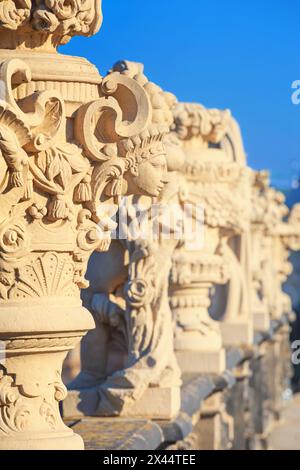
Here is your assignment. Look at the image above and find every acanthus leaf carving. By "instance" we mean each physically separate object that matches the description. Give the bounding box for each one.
[0,367,30,436]
[0,364,70,437]
[0,59,64,149]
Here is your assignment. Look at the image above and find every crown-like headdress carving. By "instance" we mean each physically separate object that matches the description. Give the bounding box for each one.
[111,60,176,162]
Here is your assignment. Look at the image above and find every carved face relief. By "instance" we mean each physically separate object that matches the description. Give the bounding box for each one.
[125,152,168,197]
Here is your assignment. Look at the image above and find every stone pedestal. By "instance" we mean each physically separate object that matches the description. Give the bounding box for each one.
[197,393,233,450]
[224,361,250,450]
[0,299,94,450]
[63,386,180,421]
[253,310,271,332]
[176,350,226,375]
[221,320,253,348]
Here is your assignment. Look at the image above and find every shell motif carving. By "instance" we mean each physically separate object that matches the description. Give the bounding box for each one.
[8,252,77,299]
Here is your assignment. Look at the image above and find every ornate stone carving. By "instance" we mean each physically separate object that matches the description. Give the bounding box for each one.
[250,175,300,324]
[0,364,68,436]
[0,6,173,448]
[212,114,253,347]
[63,62,185,419]
[169,102,251,373]
[250,171,277,330]
[277,202,300,319]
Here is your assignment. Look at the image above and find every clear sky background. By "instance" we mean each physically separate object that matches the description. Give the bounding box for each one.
[60,0,300,190]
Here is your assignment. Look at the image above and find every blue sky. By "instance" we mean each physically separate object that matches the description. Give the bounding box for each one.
[60,0,300,189]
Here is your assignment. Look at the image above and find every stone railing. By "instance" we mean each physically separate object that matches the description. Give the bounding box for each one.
[0,1,299,451]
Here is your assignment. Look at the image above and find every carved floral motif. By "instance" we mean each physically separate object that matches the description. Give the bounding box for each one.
[0,0,102,44]
[0,365,69,437]
[0,367,30,435]
[172,102,230,145]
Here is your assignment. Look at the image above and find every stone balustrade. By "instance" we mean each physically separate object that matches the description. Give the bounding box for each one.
[0,1,299,451]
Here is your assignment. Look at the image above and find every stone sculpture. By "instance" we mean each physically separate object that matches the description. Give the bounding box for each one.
[250,170,273,331]
[211,114,253,347]
[250,173,300,327]
[0,0,299,452]
[169,102,250,373]
[277,201,300,319]
[0,4,171,449]
[63,61,185,419]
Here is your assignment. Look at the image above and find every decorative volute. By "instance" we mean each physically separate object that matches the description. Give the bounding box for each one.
[0,5,172,449]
